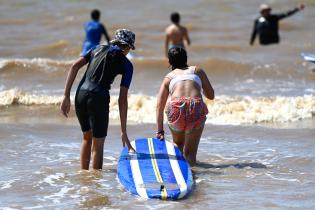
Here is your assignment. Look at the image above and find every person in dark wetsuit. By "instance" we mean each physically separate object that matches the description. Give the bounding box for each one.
[250,3,305,46]
[60,29,136,170]
[81,9,111,56]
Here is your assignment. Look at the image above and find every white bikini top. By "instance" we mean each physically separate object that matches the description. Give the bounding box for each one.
[166,66,202,94]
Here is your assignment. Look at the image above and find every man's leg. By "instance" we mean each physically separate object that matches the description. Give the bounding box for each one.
[81,130,93,170]
[91,137,105,169]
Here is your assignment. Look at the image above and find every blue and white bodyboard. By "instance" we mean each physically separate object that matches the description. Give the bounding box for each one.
[117,138,193,200]
[301,52,315,63]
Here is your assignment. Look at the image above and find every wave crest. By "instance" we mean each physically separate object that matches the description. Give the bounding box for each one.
[0,89,314,125]
[0,58,73,73]
[0,89,62,106]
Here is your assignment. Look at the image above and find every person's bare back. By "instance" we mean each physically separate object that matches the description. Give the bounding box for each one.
[165,12,191,57]
[166,24,188,45]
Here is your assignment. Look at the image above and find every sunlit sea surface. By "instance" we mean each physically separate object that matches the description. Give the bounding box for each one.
[0,0,314,209]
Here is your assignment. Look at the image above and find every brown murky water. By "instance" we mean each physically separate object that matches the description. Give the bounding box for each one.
[0,0,314,209]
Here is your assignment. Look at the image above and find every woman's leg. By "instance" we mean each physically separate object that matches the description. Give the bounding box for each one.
[91,137,105,169]
[183,126,204,166]
[81,130,93,170]
[171,130,186,153]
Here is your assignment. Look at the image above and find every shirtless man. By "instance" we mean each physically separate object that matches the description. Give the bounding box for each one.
[164,12,191,57]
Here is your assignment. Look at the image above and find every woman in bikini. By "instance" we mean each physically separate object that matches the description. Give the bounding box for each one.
[156,47,214,166]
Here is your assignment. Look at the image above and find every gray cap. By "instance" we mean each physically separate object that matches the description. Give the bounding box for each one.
[260,4,271,12]
[110,29,136,50]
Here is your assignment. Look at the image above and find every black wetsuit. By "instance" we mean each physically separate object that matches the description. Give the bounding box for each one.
[75,45,133,138]
[250,8,300,45]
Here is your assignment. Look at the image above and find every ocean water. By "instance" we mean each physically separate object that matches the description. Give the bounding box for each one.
[0,0,314,209]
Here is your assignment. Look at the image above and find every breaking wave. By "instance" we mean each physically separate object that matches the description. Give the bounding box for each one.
[1,89,314,125]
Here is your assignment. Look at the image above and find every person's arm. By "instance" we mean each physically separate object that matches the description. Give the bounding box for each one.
[250,20,258,46]
[118,86,135,152]
[184,27,191,46]
[60,57,87,117]
[102,24,111,43]
[277,4,304,20]
[165,31,170,58]
[196,67,214,100]
[118,57,135,152]
[156,77,170,140]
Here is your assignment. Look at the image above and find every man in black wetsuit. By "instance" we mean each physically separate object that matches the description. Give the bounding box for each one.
[60,29,136,170]
[250,3,305,46]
